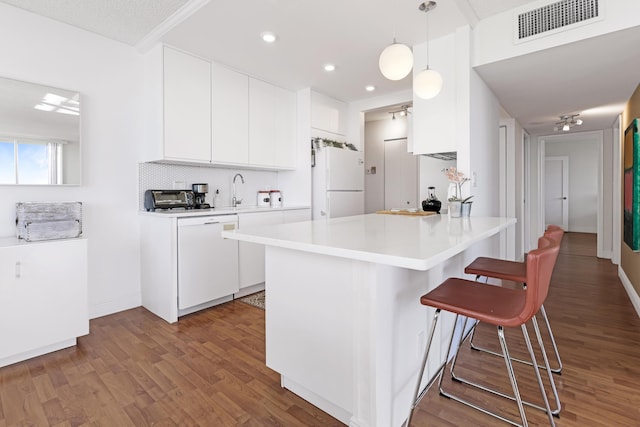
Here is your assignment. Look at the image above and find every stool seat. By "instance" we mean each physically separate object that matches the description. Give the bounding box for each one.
[464,257,526,282]
[422,278,527,327]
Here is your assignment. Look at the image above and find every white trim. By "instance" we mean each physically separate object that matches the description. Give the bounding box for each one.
[597,135,605,257]
[612,116,622,265]
[136,0,211,53]
[618,266,640,318]
[89,292,141,319]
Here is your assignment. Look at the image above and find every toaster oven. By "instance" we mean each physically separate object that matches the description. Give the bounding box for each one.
[144,190,196,211]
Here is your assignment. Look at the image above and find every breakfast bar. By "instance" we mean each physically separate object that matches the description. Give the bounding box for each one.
[222,213,515,427]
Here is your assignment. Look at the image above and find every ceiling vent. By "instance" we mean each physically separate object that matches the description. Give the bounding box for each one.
[517,0,599,40]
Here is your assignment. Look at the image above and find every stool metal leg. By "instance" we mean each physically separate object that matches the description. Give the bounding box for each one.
[407,309,442,427]
[450,316,561,416]
[521,321,556,426]
[539,304,563,374]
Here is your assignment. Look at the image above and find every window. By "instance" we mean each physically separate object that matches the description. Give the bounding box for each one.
[0,137,63,184]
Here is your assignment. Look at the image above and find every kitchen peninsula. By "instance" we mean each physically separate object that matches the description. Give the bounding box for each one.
[222,213,515,427]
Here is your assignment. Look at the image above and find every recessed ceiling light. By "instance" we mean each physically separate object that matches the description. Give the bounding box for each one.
[261,32,277,43]
[365,85,376,92]
[324,64,336,72]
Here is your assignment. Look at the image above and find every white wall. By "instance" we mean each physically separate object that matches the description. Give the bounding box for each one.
[545,137,600,233]
[467,70,501,217]
[0,4,144,318]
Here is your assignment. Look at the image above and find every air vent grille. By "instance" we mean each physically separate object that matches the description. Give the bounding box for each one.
[518,0,599,40]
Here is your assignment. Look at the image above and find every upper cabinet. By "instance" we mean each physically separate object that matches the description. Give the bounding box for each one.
[145,46,297,170]
[163,47,212,162]
[249,78,297,168]
[311,91,348,136]
[211,63,249,164]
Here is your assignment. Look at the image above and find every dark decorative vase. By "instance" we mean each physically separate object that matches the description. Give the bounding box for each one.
[422,186,441,213]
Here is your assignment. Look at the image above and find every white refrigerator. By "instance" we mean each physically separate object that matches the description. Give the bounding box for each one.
[312,146,365,219]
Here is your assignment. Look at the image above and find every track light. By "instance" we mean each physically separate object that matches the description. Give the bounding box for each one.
[555,114,583,132]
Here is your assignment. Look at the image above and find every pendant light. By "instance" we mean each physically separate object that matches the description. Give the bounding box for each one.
[414,1,442,99]
[378,1,413,80]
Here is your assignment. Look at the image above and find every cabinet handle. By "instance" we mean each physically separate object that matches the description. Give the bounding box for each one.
[15,261,21,279]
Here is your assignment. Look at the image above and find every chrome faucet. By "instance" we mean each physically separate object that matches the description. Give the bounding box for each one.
[232,173,245,207]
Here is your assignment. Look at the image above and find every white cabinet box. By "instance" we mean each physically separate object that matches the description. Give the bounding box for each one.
[311,91,348,136]
[249,78,297,169]
[237,208,311,295]
[212,63,249,164]
[143,46,297,170]
[0,237,88,367]
[141,214,239,323]
[163,47,212,162]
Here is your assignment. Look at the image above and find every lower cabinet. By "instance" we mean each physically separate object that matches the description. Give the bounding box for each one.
[237,209,311,293]
[0,238,88,367]
[141,214,240,323]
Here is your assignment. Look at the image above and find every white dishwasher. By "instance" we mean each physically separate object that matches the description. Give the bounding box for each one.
[177,214,239,310]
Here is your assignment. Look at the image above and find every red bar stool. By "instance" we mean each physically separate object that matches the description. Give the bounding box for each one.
[407,237,560,427]
[464,225,564,374]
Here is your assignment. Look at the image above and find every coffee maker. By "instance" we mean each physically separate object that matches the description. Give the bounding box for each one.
[192,183,211,209]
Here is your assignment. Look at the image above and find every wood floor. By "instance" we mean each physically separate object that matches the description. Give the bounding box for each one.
[1,233,639,426]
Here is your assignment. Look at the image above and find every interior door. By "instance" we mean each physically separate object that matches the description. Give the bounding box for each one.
[384,138,418,210]
[545,156,569,230]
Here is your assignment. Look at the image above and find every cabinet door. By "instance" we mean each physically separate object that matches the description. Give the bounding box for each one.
[249,78,277,166]
[275,87,297,169]
[238,211,283,288]
[0,240,88,361]
[311,91,347,135]
[177,217,239,309]
[283,209,311,223]
[163,47,211,162]
[212,63,249,164]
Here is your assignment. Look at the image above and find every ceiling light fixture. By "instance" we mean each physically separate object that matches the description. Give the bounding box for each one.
[378,0,413,80]
[261,32,277,43]
[554,114,583,132]
[324,64,336,72]
[365,85,376,92]
[414,1,442,100]
[388,105,411,119]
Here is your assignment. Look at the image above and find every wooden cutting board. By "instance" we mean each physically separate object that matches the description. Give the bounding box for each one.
[376,210,437,217]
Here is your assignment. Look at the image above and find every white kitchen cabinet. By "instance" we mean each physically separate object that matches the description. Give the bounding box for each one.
[249,78,297,169]
[249,78,276,167]
[163,47,211,162]
[238,210,283,290]
[237,209,311,294]
[311,91,348,136]
[275,87,297,168]
[0,238,88,368]
[141,214,239,323]
[282,208,311,223]
[211,63,249,164]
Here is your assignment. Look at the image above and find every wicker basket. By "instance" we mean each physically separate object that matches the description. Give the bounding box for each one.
[16,202,82,241]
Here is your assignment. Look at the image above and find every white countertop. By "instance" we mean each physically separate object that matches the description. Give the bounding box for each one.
[221,213,516,271]
[139,205,310,218]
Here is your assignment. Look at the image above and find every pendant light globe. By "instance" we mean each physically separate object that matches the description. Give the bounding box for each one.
[414,68,442,99]
[379,42,413,80]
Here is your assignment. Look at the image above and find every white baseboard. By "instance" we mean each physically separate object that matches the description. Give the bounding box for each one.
[89,292,142,319]
[618,266,640,318]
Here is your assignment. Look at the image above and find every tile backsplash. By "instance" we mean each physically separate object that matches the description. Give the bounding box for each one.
[138,162,280,210]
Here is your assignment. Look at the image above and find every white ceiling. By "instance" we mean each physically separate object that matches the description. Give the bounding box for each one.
[2,0,638,135]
